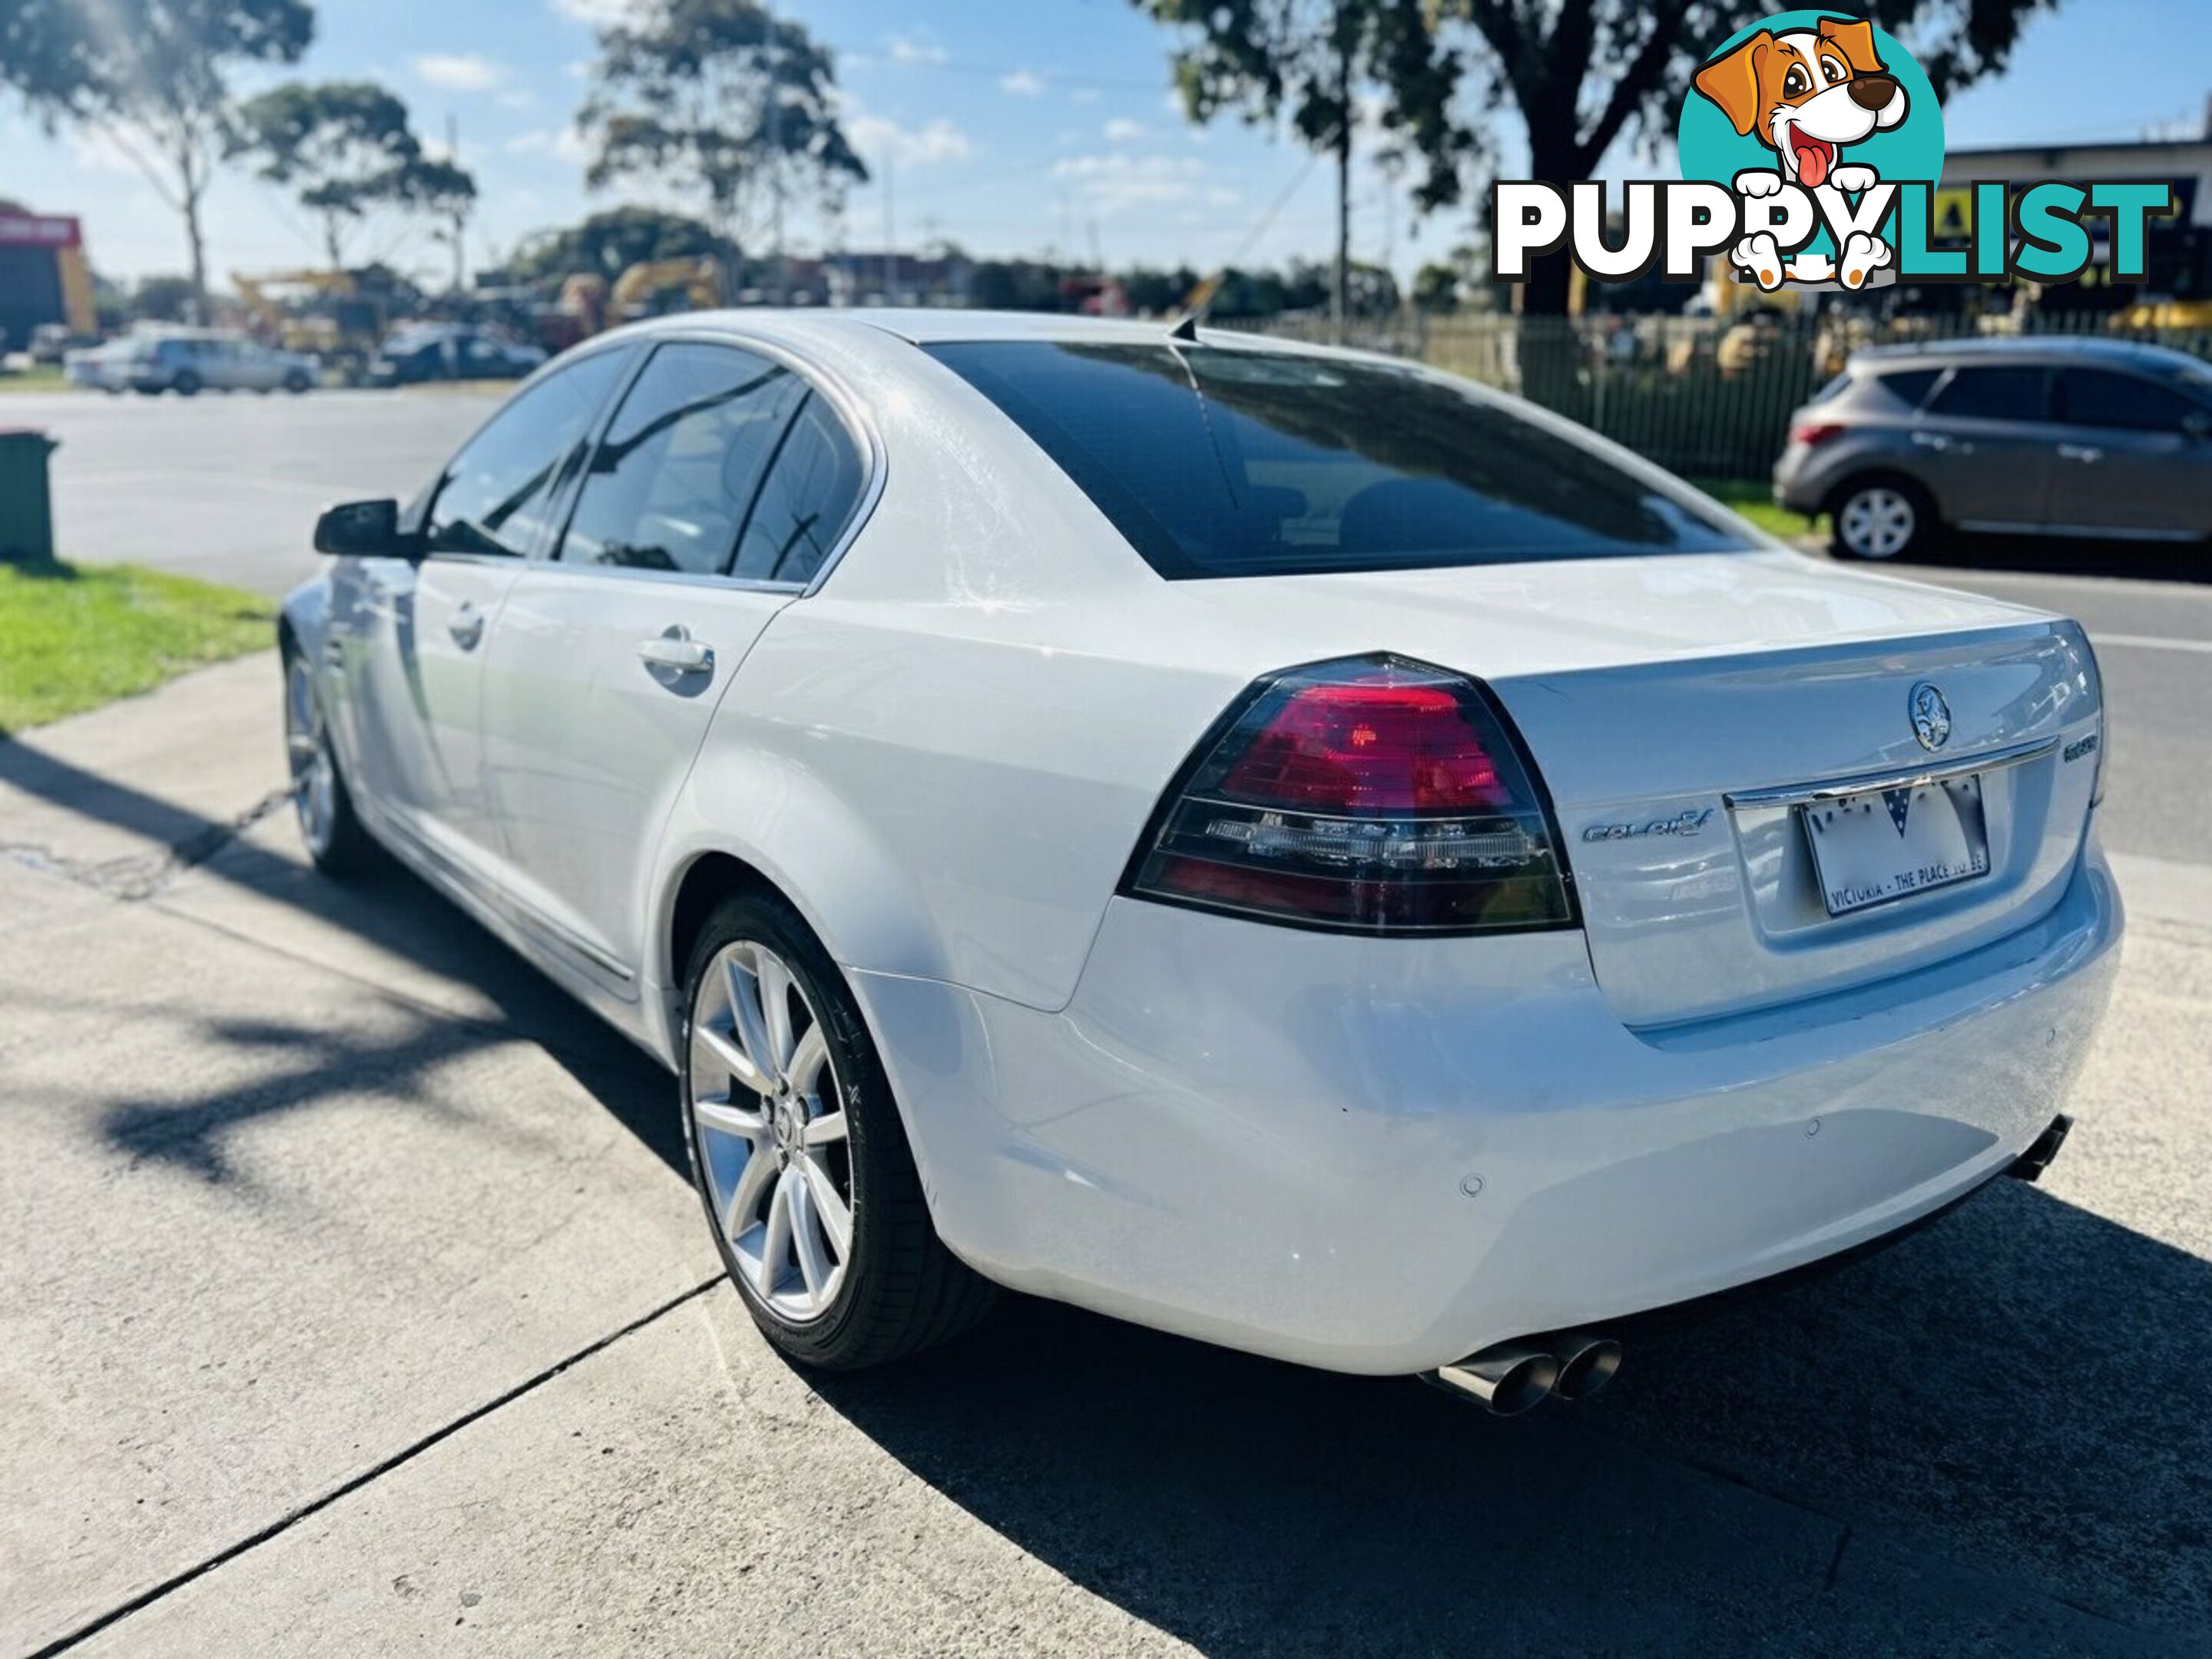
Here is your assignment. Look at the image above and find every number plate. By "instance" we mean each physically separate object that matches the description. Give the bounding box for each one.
[1800,773,1991,917]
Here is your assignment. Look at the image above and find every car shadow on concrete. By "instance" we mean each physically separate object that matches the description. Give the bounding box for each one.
[806,1179,2212,1653]
[10,732,2208,1651]
[0,735,684,1183]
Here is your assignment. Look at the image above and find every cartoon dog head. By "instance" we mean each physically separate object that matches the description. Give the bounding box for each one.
[1694,17,1909,189]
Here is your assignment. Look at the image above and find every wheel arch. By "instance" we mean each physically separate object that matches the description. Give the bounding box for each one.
[646,750,955,1061]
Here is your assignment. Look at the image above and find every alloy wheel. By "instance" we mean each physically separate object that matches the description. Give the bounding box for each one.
[284,657,337,857]
[689,940,854,1323]
[1837,487,1916,559]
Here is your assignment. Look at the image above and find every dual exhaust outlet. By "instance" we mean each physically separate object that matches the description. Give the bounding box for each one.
[1426,1330,1623,1416]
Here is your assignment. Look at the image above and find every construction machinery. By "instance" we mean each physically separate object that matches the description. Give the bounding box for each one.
[559,257,724,338]
[231,268,388,385]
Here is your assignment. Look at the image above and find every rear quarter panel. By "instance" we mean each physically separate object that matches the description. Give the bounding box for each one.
[654,329,1257,1018]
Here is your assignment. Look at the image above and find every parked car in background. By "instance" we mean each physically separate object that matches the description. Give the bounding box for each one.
[281,312,2118,1411]
[98,330,318,396]
[28,323,99,365]
[1775,336,2212,559]
[64,339,131,390]
[367,325,548,388]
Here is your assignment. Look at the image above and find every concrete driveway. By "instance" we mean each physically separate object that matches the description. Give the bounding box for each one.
[4,653,2210,1657]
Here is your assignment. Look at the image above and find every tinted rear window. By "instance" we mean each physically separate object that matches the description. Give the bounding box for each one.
[927,341,1754,578]
[1876,367,1942,408]
[1928,365,2050,422]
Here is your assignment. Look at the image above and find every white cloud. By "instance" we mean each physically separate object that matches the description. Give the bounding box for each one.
[495,88,538,111]
[884,31,948,65]
[550,0,640,22]
[1053,152,1210,214]
[1070,88,1101,105]
[412,54,505,93]
[1102,118,1149,144]
[505,126,592,164]
[999,68,1045,98]
[847,112,973,168]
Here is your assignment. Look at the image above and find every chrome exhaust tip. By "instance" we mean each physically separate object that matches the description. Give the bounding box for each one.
[1549,1330,1624,1402]
[1427,1343,1560,1416]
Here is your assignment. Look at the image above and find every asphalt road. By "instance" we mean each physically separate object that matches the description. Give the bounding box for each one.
[13,386,499,597]
[3,385,2208,1655]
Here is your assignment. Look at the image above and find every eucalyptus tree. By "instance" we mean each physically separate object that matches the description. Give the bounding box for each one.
[0,0,316,318]
[578,0,866,292]
[1131,0,1466,337]
[229,80,474,269]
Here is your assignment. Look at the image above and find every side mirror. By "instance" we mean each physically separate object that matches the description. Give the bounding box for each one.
[2183,410,2212,442]
[313,498,412,558]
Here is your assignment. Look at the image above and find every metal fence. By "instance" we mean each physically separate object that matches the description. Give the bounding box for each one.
[1249,309,2212,482]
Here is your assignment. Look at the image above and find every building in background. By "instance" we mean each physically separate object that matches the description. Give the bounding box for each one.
[0,210,98,349]
[1935,135,2212,317]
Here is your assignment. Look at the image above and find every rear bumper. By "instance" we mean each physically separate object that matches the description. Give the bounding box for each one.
[858,845,2122,1376]
[1771,444,1831,514]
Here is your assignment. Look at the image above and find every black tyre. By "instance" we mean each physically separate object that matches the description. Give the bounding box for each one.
[680,891,997,1370]
[282,647,380,876]
[1830,475,1933,561]
[173,370,203,398]
[284,369,312,395]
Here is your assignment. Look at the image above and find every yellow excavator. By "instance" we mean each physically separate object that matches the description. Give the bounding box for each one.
[559,257,724,337]
[231,268,387,384]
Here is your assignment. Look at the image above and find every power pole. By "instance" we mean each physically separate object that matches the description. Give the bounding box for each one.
[447,112,467,293]
[767,8,787,305]
[1332,8,1351,345]
[882,152,896,303]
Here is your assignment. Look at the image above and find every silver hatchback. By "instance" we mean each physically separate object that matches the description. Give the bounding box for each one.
[121,331,319,397]
[1773,336,2212,560]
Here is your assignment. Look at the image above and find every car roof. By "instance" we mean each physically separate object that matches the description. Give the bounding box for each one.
[608,306,1287,353]
[1851,334,2200,372]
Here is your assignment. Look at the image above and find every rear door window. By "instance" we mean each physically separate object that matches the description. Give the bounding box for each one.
[730,393,868,584]
[559,343,805,575]
[2056,367,2203,432]
[928,340,1752,578]
[1927,365,2051,422]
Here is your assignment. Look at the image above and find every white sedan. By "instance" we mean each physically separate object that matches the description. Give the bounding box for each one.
[281,311,2120,1412]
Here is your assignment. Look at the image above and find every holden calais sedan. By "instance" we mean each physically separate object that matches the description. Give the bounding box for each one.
[283,312,2120,1412]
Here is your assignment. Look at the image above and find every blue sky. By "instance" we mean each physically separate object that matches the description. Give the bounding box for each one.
[3,0,2206,287]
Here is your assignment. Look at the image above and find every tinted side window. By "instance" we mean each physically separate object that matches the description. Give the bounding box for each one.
[425,351,628,558]
[560,343,803,575]
[1928,366,2049,422]
[732,395,867,584]
[1876,367,1941,408]
[2057,368,2202,432]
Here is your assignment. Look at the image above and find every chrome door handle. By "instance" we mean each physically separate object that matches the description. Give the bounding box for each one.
[448,601,485,650]
[638,631,713,675]
[2058,443,2104,463]
[1911,431,1953,452]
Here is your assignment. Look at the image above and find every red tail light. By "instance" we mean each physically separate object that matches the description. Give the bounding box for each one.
[1122,655,1575,934]
[1790,419,1844,447]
